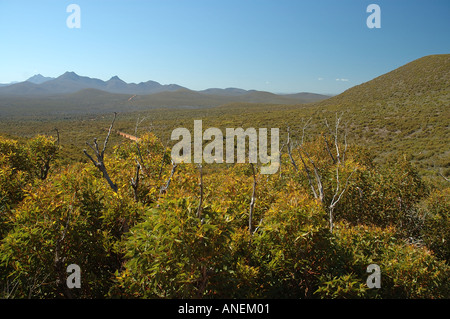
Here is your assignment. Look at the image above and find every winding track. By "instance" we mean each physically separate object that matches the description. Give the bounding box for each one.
[116,130,140,142]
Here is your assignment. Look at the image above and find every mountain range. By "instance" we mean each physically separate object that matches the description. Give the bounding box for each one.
[0,72,187,96]
[0,72,330,104]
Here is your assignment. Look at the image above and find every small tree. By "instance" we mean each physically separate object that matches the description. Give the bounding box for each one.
[26,131,60,180]
[286,114,355,232]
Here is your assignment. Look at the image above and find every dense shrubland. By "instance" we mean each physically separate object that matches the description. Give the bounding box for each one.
[0,123,449,299]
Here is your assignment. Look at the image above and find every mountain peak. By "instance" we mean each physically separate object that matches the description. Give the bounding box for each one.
[108,75,125,82]
[26,74,54,84]
[59,71,80,80]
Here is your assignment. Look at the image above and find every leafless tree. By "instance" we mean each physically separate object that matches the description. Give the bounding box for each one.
[299,145,325,203]
[287,114,356,233]
[324,114,355,232]
[286,126,323,202]
[83,113,118,193]
[300,117,312,145]
[322,132,336,164]
[325,113,344,164]
[131,159,141,202]
[159,160,178,195]
[328,165,356,233]
[129,116,150,202]
[133,116,150,177]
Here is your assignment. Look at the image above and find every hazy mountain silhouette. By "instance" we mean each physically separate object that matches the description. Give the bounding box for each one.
[26,74,55,84]
[0,72,190,96]
[0,71,330,104]
[0,72,187,96]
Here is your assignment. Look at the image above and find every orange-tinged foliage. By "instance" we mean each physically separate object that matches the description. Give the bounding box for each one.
[0,132,448,299]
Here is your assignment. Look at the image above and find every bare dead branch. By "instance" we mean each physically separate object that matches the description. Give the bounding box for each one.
[3,278,20,299]
[334,113,342,164]
[94,138,100,155]
[328,166,357,233]
[136,145,149,176]
[134,116,147,136]
[27,268,50,299]
[288,115,354,233]
[160,160,178,194]
[298,150,319,200]
[83,149,96,166]
[83,113,118,193]
[301,117,312,145]
[439,172,450,182]
[253,217,264,235]
[324,114,343,164]
[322,132,336,164]
[131,159,141,202]
[85,141,98,155]
[278,142,286,178]
[102,112,117,156]
[133,116,150,177]
[300,145,324,202]
[287,126,322,201]
[324,118,333,136]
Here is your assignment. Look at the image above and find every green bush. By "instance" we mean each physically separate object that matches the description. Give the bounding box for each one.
[316,223,450,298]
[0,164,130,298]
[112,198,234,298]
[420,188,450,263]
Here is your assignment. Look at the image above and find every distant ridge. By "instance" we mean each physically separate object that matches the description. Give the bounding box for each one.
[199,88,250,96]
[0,72,187,96]
[26,74,55,84]
[0,71,330,105]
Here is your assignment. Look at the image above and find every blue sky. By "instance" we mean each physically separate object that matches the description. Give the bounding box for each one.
[0,0,449,94]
